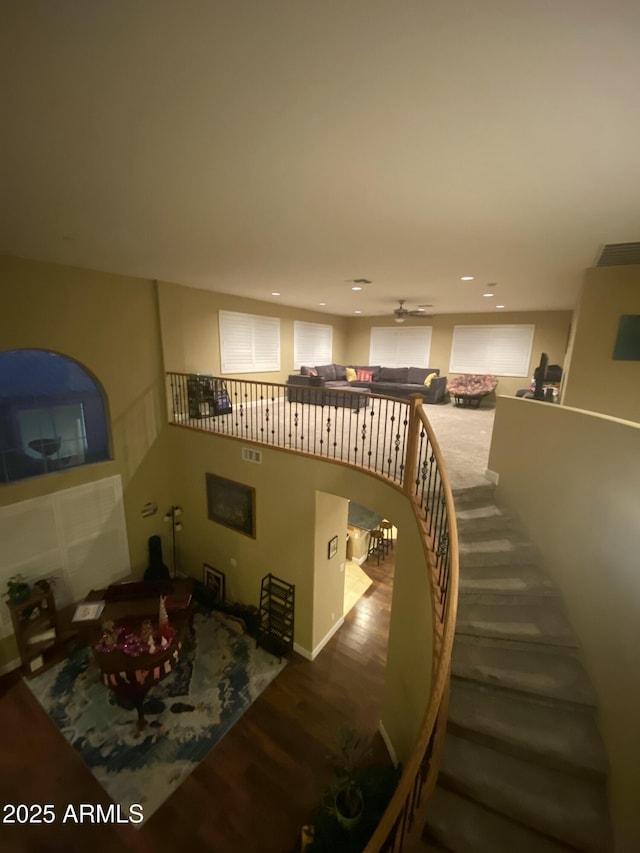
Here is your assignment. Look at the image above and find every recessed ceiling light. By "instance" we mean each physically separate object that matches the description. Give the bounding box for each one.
[271,291,280,296]
[319,302,327,306]
[354,310,361,314]
[351,286,362,291]
[496,304,505,309]
[483,292,494,297]
[461,276,474,281]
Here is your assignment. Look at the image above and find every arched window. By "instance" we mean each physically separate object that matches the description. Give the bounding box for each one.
[0,349,110,483]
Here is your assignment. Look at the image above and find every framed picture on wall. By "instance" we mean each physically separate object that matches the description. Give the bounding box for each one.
[328,535,339,559]
[203,564,226,601]
[206,473,256,538]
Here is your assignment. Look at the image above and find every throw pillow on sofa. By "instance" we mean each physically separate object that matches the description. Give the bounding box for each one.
[300,365,318,376]
[407,367,439,384]
[424,372,438,387]
[351,365,381,380]
[356,368,374,382]
[345,367,357,382]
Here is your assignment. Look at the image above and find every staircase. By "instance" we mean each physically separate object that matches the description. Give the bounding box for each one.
[424,485,613,853]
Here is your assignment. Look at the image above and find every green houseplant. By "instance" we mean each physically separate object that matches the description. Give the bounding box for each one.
[327,727,373,830]
[4,574,31,605]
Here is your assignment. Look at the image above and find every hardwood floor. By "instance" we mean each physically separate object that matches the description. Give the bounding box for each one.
[0,554,394,853]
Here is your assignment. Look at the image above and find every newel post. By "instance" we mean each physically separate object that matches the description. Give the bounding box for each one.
[403,394,423,496]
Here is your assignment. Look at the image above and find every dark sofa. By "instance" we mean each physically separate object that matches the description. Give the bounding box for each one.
[287,364,447,405]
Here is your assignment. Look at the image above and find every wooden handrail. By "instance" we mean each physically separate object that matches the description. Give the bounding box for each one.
[362,406,459,851]
[165,373,459,850]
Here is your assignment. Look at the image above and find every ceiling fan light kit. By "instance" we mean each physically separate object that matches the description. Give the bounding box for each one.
[392,300,433,322]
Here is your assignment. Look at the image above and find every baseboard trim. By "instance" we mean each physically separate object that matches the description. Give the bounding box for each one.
[379,720,399,768]
[485,468,500,485]
[294,616,345,661]
[0,657,21,677]
[293,642,312,660]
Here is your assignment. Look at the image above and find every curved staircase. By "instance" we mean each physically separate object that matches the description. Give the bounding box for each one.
[424,485,613,852]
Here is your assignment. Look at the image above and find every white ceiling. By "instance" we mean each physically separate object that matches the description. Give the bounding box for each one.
[1,1,639,318]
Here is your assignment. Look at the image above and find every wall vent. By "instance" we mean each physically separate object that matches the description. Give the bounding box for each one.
[595,242,640,267]
[242,447,262,464]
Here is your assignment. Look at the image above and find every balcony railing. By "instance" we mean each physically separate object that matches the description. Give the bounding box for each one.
[167,372,459,850]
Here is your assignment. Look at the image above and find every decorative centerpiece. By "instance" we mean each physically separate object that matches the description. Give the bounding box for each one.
[158,595,173,641]
[94,614,175,657]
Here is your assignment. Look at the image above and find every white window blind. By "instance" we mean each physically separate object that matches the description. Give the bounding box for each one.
[219,310,281,374]
[450,324,535,376]
[369,326,432,367]
[294,321,333,369]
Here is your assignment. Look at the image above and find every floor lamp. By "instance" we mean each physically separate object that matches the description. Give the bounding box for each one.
[163,505,183,578]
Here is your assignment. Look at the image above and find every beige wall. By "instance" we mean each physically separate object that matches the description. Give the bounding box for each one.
[488,396,640,852]
[0,255,173,669]
[562,266,640,423]
[345,311,572,398]
[313,491,348,653]
[158,280,350,384]
[167,425,433,762]
[158,278,572,403]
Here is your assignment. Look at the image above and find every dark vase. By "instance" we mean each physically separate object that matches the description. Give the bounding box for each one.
[9,583,31,604]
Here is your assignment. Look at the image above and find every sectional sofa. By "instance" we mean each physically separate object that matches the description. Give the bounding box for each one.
[287,364,448,405]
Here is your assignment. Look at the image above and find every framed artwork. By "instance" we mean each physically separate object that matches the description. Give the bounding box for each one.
[328,534,339,559]
[206,473,256,538]
[203,564,226,601]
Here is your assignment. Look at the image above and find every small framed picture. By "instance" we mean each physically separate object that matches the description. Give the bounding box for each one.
[328,535,339,559]
[72,601,105,622]
[203,564,226,601]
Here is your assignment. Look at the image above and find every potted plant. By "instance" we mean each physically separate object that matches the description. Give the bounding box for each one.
[4,574,31,605]
[326,726,372,830]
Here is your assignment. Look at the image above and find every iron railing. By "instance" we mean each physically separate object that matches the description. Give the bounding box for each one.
[166,372,459,850]
[168,372,411,484]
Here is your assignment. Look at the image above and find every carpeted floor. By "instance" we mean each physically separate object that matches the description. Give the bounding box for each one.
[25,611,286,824]
[420,401,495,490]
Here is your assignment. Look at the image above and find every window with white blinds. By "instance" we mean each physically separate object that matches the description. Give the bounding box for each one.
[450,324,535,376]
[293,321,333,369]
[219,310,281,374]
[369,326,432,367]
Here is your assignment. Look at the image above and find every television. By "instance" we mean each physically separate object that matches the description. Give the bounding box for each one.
[612,315,640,361]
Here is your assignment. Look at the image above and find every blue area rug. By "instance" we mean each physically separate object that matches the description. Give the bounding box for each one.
[26,611,286,823]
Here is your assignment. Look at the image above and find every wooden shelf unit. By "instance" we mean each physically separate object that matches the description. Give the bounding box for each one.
[256,573,294,661]
[6,587,65,678]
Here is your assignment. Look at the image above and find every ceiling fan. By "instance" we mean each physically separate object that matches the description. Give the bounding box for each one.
[392,300,433,323]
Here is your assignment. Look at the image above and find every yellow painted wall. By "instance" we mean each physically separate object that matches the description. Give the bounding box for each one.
[345,311,572,398]
[562,266,640,423]
[313,491,348,654]
[0,255,173,669]
[488,396,640,852]
[166,424,432,760]
[158,279,350,383]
